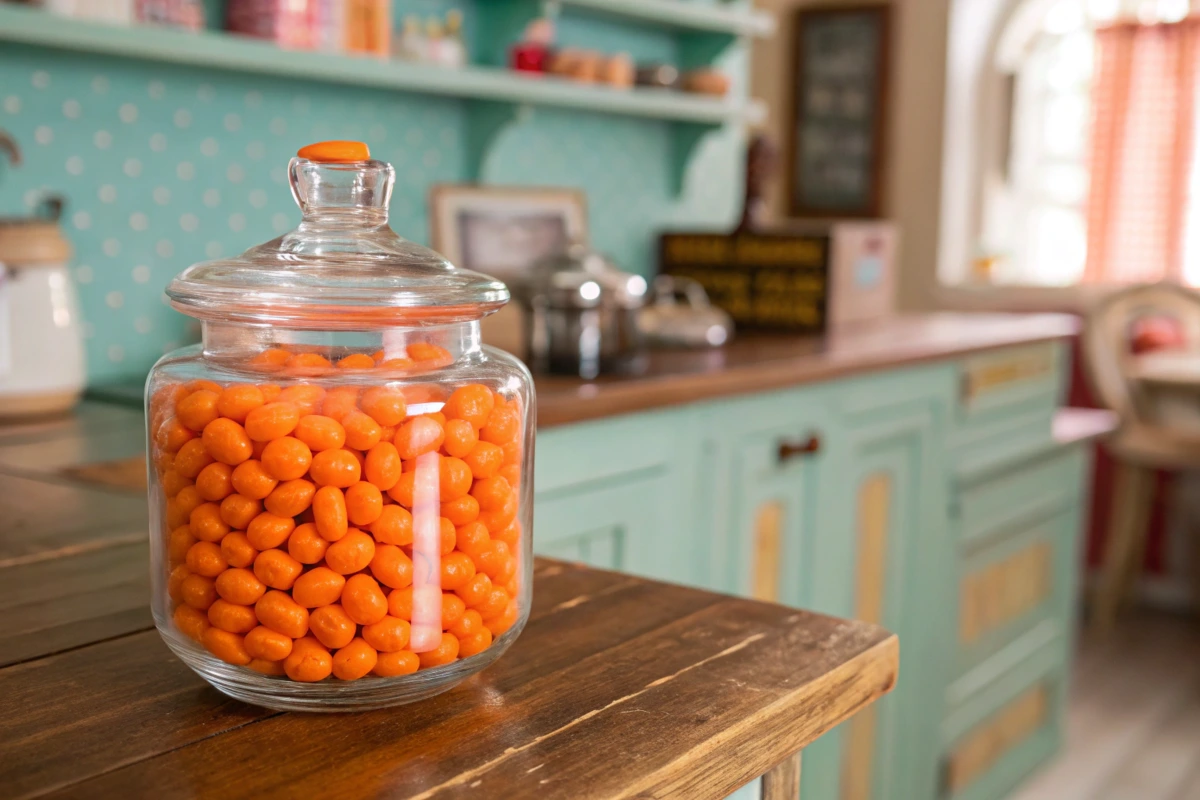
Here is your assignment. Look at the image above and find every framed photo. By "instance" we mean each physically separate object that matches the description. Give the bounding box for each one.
[787,5,891,218]
[430,185,588,284]
[429,185,588,353]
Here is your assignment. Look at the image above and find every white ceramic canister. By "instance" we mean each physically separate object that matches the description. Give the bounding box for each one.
[0,213,86,417]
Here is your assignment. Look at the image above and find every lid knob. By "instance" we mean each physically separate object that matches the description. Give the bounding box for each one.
[297,140,371,163]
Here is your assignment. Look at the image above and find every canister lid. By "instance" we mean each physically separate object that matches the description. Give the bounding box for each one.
[166,141,509,329]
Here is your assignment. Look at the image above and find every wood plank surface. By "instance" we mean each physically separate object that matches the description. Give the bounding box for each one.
[535,314,1075,427]
[0,472,147,565]
[2,560,897,800]
[0,541,151,667]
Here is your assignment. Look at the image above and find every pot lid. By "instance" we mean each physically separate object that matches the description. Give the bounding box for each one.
[518,243,648,310]
[166,141,509,329]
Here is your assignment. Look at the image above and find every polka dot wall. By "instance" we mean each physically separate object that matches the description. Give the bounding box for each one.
[0,15,744,385]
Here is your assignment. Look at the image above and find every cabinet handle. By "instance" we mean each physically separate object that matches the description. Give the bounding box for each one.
[777,435,821,462]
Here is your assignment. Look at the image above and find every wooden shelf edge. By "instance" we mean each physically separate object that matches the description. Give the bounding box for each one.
[0,6,766,127]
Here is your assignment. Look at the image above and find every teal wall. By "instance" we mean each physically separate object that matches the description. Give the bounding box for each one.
[0,3,744,384]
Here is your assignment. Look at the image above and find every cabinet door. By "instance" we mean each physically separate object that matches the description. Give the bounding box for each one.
[533,473,673,577]
[804,401,949,800]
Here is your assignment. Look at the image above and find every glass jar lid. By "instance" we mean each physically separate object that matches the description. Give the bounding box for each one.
[167,141,509,329]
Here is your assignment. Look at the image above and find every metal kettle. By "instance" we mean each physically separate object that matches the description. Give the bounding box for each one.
[637,275,734,348]
[514,243,648,379]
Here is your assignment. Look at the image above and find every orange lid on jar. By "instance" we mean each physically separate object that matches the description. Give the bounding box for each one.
[165,141,508,329]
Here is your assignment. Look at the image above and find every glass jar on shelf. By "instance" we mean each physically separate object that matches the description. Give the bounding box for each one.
[147,141,534,712]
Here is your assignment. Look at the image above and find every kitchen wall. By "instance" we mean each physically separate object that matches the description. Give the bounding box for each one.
[749,0,951,311]
[0,2,745,384]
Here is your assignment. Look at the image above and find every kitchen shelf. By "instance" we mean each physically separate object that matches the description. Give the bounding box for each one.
[0,5,765,128]
[546,0,776,38]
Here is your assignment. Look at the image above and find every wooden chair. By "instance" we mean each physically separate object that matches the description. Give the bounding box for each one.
[1082,282,1200,632]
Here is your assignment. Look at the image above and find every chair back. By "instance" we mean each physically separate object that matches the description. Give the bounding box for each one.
[1082,282,1200,421]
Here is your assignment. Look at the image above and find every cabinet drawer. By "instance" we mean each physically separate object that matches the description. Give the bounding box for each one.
[941,648,1065,800]
[957,342,1062,423]
[957,448,1082,550]
[535,412,676,495]
[955,509,1073,679]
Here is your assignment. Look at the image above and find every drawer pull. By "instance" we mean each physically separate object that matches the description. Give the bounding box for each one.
[778,435,821,462]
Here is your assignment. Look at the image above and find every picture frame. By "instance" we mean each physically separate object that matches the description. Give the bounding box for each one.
[787,5,891,219]
[429,184,588,353]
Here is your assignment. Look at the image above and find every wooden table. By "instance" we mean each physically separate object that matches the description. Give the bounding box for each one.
[0,409,898,800]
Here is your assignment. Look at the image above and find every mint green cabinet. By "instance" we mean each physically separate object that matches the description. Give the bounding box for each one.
[529,343,1086,800]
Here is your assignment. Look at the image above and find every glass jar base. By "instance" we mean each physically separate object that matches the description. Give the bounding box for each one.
[159,625,522,713]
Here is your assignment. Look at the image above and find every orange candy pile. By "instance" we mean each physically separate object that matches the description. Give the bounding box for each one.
[154,355,524,683]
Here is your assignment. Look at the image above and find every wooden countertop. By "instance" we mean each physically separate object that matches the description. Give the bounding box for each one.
[536,313,1079,427]
[0,419,898,800]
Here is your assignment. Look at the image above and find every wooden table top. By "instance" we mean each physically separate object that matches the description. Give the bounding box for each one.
[536,313,1078,426]
[0,411,899,800]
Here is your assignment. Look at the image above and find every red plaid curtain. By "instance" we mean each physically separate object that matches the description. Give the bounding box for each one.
[1086,20,1200,283]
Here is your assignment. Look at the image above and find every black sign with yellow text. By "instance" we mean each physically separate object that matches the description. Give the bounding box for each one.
[659,232,830,333]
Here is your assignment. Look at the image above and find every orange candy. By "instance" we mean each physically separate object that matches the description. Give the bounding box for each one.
[278,384,326,415]
[336,353,376,370]
[174,438,215,479]
[341,410,383,451]
[247,658,286,676]
[443,385,494,430]
[418,632,460,668]
[202,418,253,466]
[441,494,479,527]
[393,416,444,460]
[320,386,360,421]
[407,341,453,364]
[161,469,191,498]
[261,437,313,481]
[186,540,228,577]
[455,521,491,559]
[156,416,196,454]
[362,615,411,652]
[325,529,376,575]
[203,627,251,666]
[440,551,476,591]
[254,549,304,590]
[230,460,278,500]
[220,532,259,569]
[168,564,191,602]
[246,512,296,550]
[168,525,197,565]
[313,485,349,541]
[189,502,230,542]
[369,504,413,546]
[284,636,333,682]
[244,625,293,661]
[287,522,329,564]
[244,402,300,442]
[370,544,414,589]
[456,572,493,608]
[480,405,520,445]
[442,419,478,459]
[464,442,504,480]
[286,352,332,372]
[345,481,383,526]
[387,472,415,508]
[220,494,262,530]
[485,598,520,636]
[360,386,407,427]
[449,609,483,639]
[310,449,361,488]
[177,389,221,432]
[332,638,378,681]
[458,628,493,658]
[387,586,413,620]
[195,462,234,502]
[217,385,265,423]
[440,593,467,630]
[255,590,310,638]
[294,415,347,452]
[309,604,358,649]
[263,478,315,518]
[439,457,472,501]
[208,599,258,634]
[291,566,346,608]
[250,348,291,368]
[373,650,420,677]
[174,604,210,642]
[180,574,217,610]
[215,568,267,605]
[342,573,389,625]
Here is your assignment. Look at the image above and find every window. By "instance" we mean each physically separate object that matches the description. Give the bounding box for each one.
[974,0,1200,287]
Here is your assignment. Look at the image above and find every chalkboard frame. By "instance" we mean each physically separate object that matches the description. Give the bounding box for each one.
[787,4,891,219]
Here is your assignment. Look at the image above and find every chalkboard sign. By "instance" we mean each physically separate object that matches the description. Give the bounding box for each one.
[788,6,891,218]
[659,232,830,333]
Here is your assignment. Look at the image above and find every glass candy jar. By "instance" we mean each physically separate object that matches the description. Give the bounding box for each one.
[146,142,534,711]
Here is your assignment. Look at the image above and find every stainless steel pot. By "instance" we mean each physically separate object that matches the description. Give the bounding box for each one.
[515,244,648,379]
